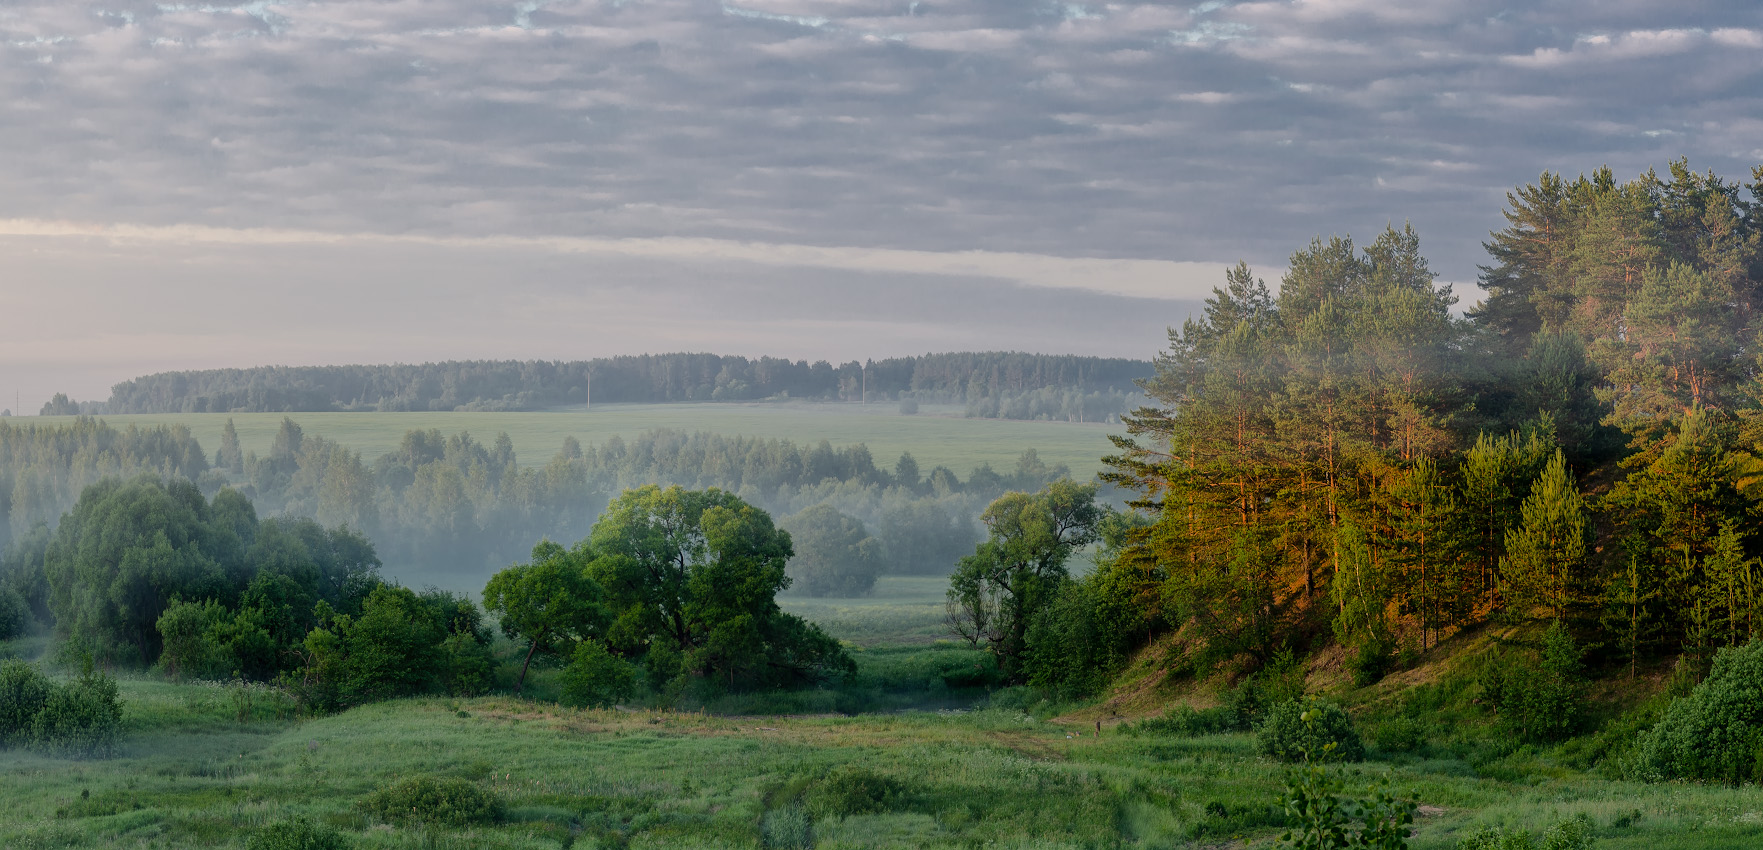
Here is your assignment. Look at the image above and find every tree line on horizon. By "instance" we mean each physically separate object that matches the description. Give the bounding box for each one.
[82,351,1150,422]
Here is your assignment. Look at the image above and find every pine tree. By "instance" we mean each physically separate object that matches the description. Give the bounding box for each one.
[1569,176,1663,339]
[1500,451,1587,621]
[1475,171,1579,347]
[1602,408,1749,650]
[1703,521,1759,647]
[1599,262,1742,431]
[1600,549,1662,680]
[1459,427,1553,609]
[1381,458,1461,648]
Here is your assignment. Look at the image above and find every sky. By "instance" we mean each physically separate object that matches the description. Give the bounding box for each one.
[1,1,1759,413]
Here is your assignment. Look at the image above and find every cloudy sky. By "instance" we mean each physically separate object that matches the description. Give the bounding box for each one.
[2,0,1759,411]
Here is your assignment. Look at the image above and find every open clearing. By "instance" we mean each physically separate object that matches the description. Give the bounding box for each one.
[33,402,1121,480]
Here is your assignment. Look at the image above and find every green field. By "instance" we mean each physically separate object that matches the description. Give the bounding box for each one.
[3,664,1759,849]
[779,577,951,648]
[35,402,1120,480]
[3,579,1759,849]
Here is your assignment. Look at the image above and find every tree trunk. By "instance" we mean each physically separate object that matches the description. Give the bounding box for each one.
[517,638,540,695]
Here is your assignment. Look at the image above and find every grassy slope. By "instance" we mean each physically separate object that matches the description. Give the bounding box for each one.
[32,402,1119,480]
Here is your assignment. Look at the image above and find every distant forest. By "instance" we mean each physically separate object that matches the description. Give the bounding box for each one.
[0,416,1073,589]
[93,352,1151,421]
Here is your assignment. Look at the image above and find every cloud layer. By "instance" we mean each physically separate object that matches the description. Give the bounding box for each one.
[1,1,1759,411]
[1,1,1756,277]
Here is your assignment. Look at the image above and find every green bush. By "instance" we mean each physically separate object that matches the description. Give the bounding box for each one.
[1348,635,1396,687]
[1456,814,1592,850]
[154,598,230,680]
[559,641,637,709]
[30,666,122,757]
[804,766,906,818]
[440,631,493,697]
[246,816,351,850]
[0,660,52,744]
[1278,767,1415,849]
[1225,648,1307,728]
[358,775,504,827]
[1477,623,1585,743]
[1635,639,1763,783]
[1128,704,1244,737]
[1372,716,1427,754]
[1259,699,1364,763]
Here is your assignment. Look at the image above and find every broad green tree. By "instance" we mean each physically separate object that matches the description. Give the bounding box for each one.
[588,485,851,688]
[482,540,606,693]
[947,479,1102,677]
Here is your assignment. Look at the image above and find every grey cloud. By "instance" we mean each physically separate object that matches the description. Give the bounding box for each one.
[0,0,1757,331]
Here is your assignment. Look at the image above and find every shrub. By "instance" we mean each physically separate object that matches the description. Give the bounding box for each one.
[1128,704,1243,737]
[31,666,123,757]
[560,641,638,709]
[155,599,230,680]
[1372,716,1427,754]
[804,767,906,818]
[358,775,504,827]
[898,398,919,415]
[1348,635,1396,687]
[1259,699,1364,763]
[1634,639,1763,783]
[1225,648,1307,728]
[246,816,351,850]
[1457,814,1593,850]
[0,660,52,744]
[1278,768,1415,849]
[440,631,493,697]
[1477,623,1585,743]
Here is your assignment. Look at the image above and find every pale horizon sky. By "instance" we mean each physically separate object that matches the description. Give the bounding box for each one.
[2,1,1759,413]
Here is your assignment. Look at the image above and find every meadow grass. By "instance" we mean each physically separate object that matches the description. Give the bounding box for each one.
[4,670,1761,850]
[6,577,1757,848]
[778,577,952,647]
[35,401,1120,480]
